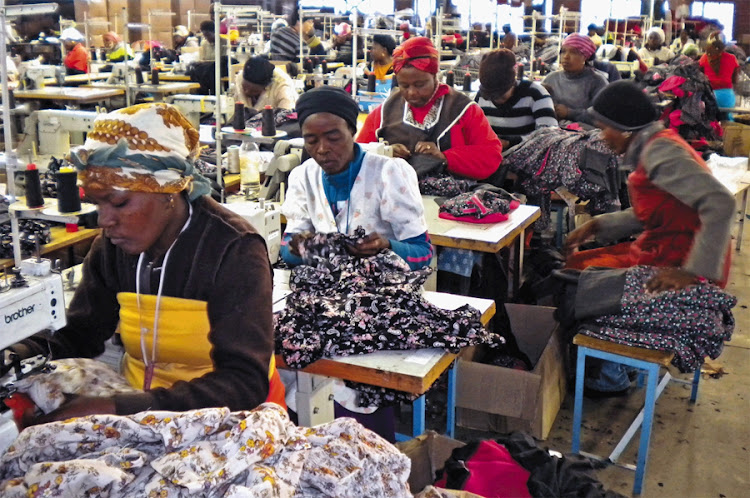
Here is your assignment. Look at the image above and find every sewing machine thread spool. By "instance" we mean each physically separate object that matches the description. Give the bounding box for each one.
[227,145,241,173]
[261,105,276,137]
[135,67,144,84]
[303,58,314,73]
[24,164,45,208]
[367,73,376,92]
[151,68,160,85]
[445,70,455,86]
[517,63,524,81]
[463,72,472,91]
[233,102,245,130]
[56,167,81,213]
[90,48,98,61]
[321,60,328,73]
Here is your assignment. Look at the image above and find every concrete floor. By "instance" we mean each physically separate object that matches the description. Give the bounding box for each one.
[453,217,750,497]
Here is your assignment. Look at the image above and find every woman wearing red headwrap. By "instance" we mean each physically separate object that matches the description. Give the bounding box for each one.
[357,37,503,181]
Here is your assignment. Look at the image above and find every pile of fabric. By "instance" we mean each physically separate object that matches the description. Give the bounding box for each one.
[640,56,722,147]
[0,403,411,497]
[275,231,504,369]
[439,188,521,223]
[502,127,622,228]
[579,265,736,372]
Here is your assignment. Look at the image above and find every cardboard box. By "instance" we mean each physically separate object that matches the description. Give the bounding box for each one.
[75,0,108,23]
[396,431,466,494]
[456,304,566,440]
[723,122,750,158]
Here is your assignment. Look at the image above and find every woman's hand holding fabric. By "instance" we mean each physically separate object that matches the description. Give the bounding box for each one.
[564,219,599,256]
[391,144,411,159]
[25,395,116,428]
[646,267,698,293]
[346,232,390,257]
[289,231,314,256]
[554,104,569,119]
[414,141,446,161]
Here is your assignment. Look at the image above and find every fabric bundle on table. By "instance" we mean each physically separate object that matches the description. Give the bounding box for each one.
[579,265,736,373]
[438,188,521,223]
[0,403,411,497]
[502,127,621,229]
[275,231,504,407]
[419,174,477,197]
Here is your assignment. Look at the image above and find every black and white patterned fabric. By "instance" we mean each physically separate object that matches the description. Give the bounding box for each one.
[439,188,519,220]
[580,265,736,372]
[275,231,504,370]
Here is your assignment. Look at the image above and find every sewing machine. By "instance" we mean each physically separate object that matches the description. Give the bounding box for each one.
[33,109,99,156]
[18,64,65,90]
[223,200,281,264]
[106,62,137,85]
[169,94,235,129]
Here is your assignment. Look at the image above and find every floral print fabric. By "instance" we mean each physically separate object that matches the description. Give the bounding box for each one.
[275,231,504,370]
[0,403,411,497]
[580,266,736,372]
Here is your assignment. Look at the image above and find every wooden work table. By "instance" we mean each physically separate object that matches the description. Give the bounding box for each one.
[1,226,101,270]
[12,87,124,104]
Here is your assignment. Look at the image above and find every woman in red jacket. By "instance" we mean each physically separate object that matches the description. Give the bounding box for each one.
[61,28,88,75]
[356,36,503,181]
[699,32,740,119]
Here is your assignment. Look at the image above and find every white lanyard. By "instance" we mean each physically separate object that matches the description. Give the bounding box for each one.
[135,200,193,390]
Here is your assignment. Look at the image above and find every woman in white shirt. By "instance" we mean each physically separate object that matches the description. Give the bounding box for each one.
[233,56,298,112]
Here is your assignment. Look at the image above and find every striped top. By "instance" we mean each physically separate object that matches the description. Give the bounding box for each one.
[475,80,558,147]
[270,26,304,61]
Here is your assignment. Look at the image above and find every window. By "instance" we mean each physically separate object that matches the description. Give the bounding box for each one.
[580,0,641,34]
[691,1,735,39]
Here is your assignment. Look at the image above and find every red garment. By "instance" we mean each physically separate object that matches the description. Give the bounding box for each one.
[699,52,739,90]
[64,42,88,73]
[357,86,503,180]
[392,36,439,74]
[568,129,730,287]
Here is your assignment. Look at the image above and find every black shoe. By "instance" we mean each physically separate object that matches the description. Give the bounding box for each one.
[583,386,630,399]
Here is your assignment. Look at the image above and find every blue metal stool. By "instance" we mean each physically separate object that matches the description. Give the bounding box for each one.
[571,334,701,495]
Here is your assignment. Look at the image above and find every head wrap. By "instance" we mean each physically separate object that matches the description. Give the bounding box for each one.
[271,19,288,31]
[392,37,439,74]
[103,32,122,44]
[242,56,275,86]
[173,25,190,38]
[646,27,665,45]
[296,86,360,131]
[479,49,517,97]
[69,103,211,200]
[335,23,351,36]
[60,28,84,42]
[562,33,597,59]
[589,81,656,131]
[372,34,397,56]
[682,43,700,57]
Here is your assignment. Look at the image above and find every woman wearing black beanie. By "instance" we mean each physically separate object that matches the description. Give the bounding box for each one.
[564,80,735,394]
[234,56,298,112]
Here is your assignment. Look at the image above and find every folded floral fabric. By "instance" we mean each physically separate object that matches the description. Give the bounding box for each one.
[438,188,520,223]
[0,403,411,497]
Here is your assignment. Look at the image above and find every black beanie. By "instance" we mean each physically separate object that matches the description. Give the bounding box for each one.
[296,86,360,131]
[589,81,656,131]
[479,49,517,96]
[243,56,275,86]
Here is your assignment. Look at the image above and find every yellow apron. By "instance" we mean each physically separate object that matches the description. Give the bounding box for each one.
[117,292,284,407]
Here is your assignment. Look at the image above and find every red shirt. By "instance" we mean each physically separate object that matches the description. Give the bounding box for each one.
[699,52,738,90]
[64,42,89,73]
[356,84,503,180]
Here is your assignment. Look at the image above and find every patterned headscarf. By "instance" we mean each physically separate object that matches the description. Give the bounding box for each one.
[392,37,439,74]
[562,33,597,59]
[68,104,211,200]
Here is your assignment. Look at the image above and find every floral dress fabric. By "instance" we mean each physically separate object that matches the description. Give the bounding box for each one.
[275,231,505,407]
[0,403,411,497]
[502,127,621,229]
[579,266,736,372]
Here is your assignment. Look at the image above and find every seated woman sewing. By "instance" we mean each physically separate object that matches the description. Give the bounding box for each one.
[542,33,608,126]
[8,103,285,424]
[234,56,298,114]
[280,86,432,271]
[564,81,735,395]
[356,36,503,182]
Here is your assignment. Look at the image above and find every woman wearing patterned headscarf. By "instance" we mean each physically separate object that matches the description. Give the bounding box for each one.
[542,33,608,124]
[9,103,285,425]
[357,37,503,181]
